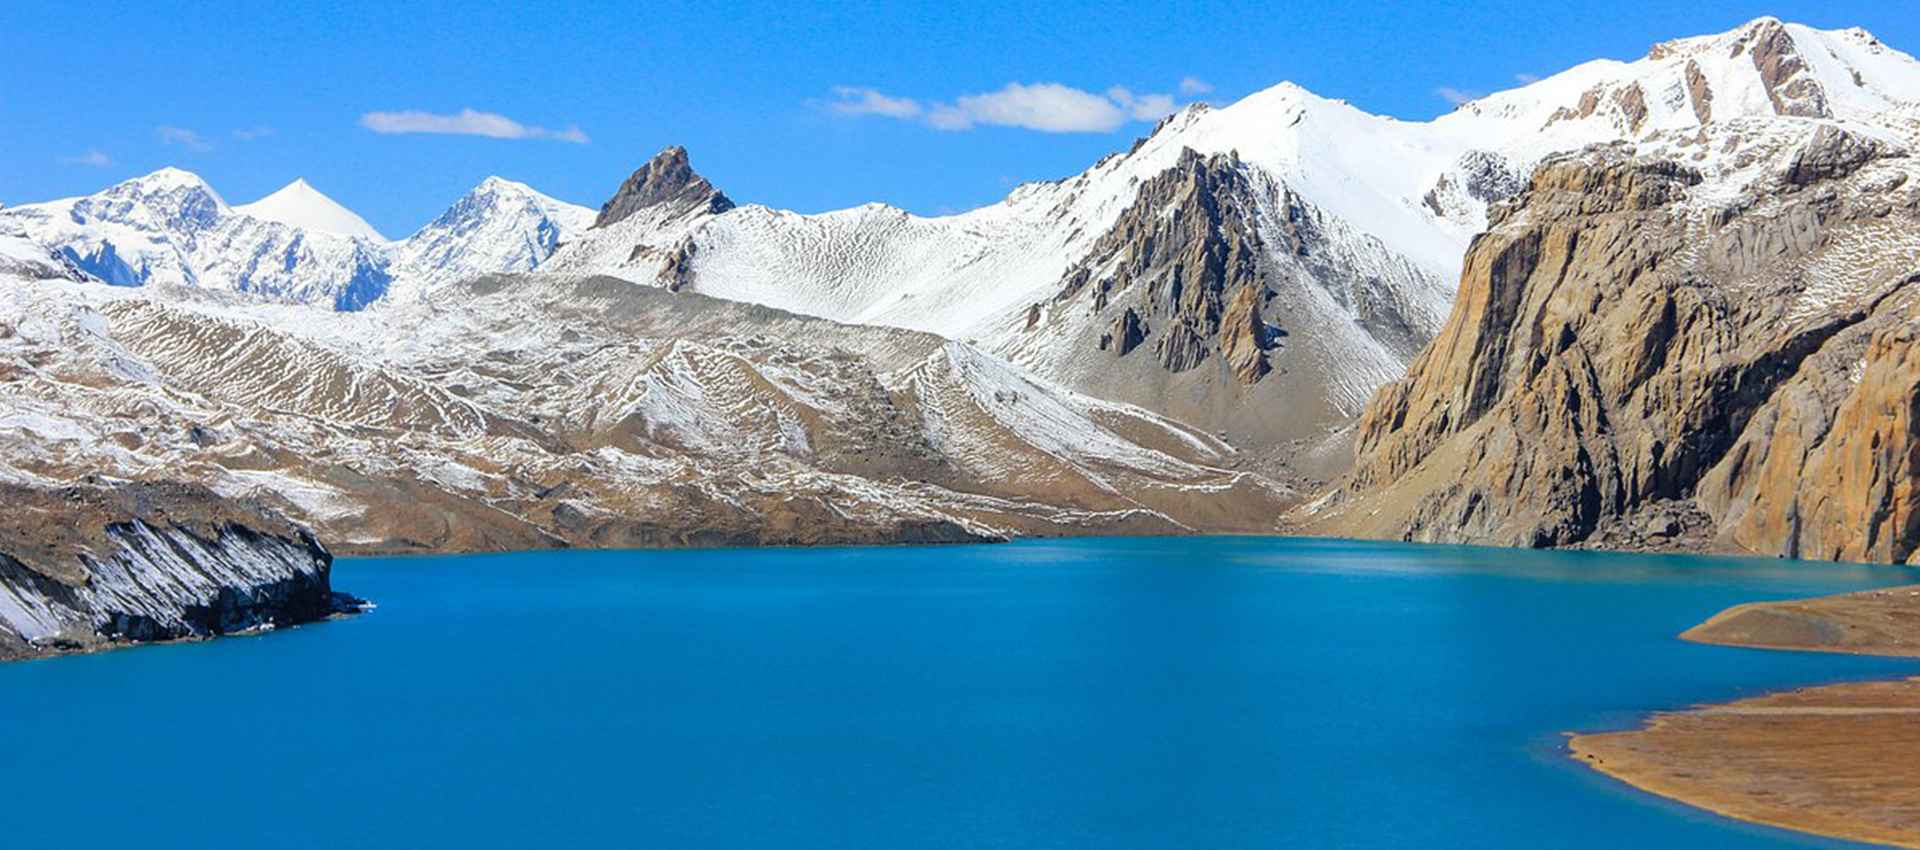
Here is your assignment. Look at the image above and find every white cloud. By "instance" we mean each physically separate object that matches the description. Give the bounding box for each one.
[233,126,276,141]
[952,83,1131,132]
[156,125,212,152]
[1107,86,1178,121]
[826,86,923,119]
[358,108,589,143]
[1435,87,1481,107]
[1514,73,1541,84]
[825,81,1186,134]
[1179,76,1214,96]
[60,149,112,167]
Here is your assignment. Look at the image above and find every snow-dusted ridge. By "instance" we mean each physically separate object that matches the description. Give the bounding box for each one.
[1,18,1915,453]
[2,17,1919,658]
[0,170,593,310]
[562,18,1919,335]
[387,176,595,304]
[544,17,1919,451]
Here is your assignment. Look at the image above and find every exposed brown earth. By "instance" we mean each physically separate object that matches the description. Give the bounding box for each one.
[1684,584,1920,657]
[1570,678,1920,850]
[0,268,1303,657]
[1569,586,1920,849]
[0,269,1294,593]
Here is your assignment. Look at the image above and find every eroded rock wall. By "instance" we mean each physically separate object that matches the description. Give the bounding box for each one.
[1297,125,1920,561]
[0,482,355,659]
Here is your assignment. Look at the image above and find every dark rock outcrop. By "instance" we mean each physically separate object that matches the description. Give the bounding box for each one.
[1052,148,1277,384]
[593,146,735,228]
[0,481,361,660]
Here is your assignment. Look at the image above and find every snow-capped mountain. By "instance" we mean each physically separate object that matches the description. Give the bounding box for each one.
[547,17,1920,451]
[4,17,1915,453]
[386,176,594,303]
[234,178,387,240]
[0,171,592,310]
[0,168,393,310]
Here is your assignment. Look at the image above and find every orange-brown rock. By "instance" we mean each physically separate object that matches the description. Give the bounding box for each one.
[1218,284,1272,384]
[1293,125,1920,560]
[1611,83,1649,134]
[1685,61,1714,124]
[1748,18,1832,118]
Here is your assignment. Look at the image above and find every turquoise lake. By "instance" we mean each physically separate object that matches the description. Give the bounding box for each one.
[3,536,1917,848]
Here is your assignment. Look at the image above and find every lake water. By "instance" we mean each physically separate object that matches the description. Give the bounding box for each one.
[3,536,1916,849]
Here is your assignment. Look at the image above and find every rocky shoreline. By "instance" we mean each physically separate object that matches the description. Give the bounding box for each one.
[1570,585,1920,849]
[0,481,366,661]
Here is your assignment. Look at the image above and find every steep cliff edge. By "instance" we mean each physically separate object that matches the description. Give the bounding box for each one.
[0,481,358,660]
[1293,122,1920,561]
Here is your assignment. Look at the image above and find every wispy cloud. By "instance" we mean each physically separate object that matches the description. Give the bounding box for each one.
[358,108,589,143]
[1179,76,1214,96]
[826,86,924,119]
[60,149,113,167]
[824,80,1187,134]
[1514,73,1541,85]
[156,125,212,152]
[1106,87,1177,121]
[1435,87,1481,107]
[233,125,276,141]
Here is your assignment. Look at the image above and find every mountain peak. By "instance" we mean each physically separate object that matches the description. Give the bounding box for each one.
[235,178,385,241]
[113,167,225,202]
[591,146,735,229]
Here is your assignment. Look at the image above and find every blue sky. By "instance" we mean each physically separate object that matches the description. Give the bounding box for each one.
[2,0,1913,237]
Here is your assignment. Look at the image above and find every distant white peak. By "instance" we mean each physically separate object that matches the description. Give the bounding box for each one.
[456,176,586,216]
[465,175,531,200]
[475,175,530,193]
[110,167,227,205]
[235,178,385,241]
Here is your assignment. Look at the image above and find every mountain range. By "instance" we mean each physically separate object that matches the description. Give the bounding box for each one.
[0,169,593,310]
[3,17,1919,656]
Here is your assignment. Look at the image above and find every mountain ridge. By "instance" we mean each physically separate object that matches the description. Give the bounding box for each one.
[0,169,594,309]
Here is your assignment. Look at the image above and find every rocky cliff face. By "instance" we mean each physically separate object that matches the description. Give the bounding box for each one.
[0,481,357,660]
[592,146,735,228]
[988,144,1450,460]
[1294,123,1920,562]
[1053,149,1277,384]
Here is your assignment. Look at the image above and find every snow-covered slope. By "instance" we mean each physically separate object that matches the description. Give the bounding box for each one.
[233,178,386,240]
[386,177,593,303]
[0,223,89,282]
[0,168,393,310]
[577,19,1919,331]
[0,172,592,310]
[546,17,1920,450]
[0,273,1290,557]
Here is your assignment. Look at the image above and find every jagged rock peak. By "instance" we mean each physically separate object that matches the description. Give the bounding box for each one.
[592,145,735,228]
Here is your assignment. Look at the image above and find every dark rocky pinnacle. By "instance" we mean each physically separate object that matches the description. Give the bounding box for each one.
[592,146,736,229]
